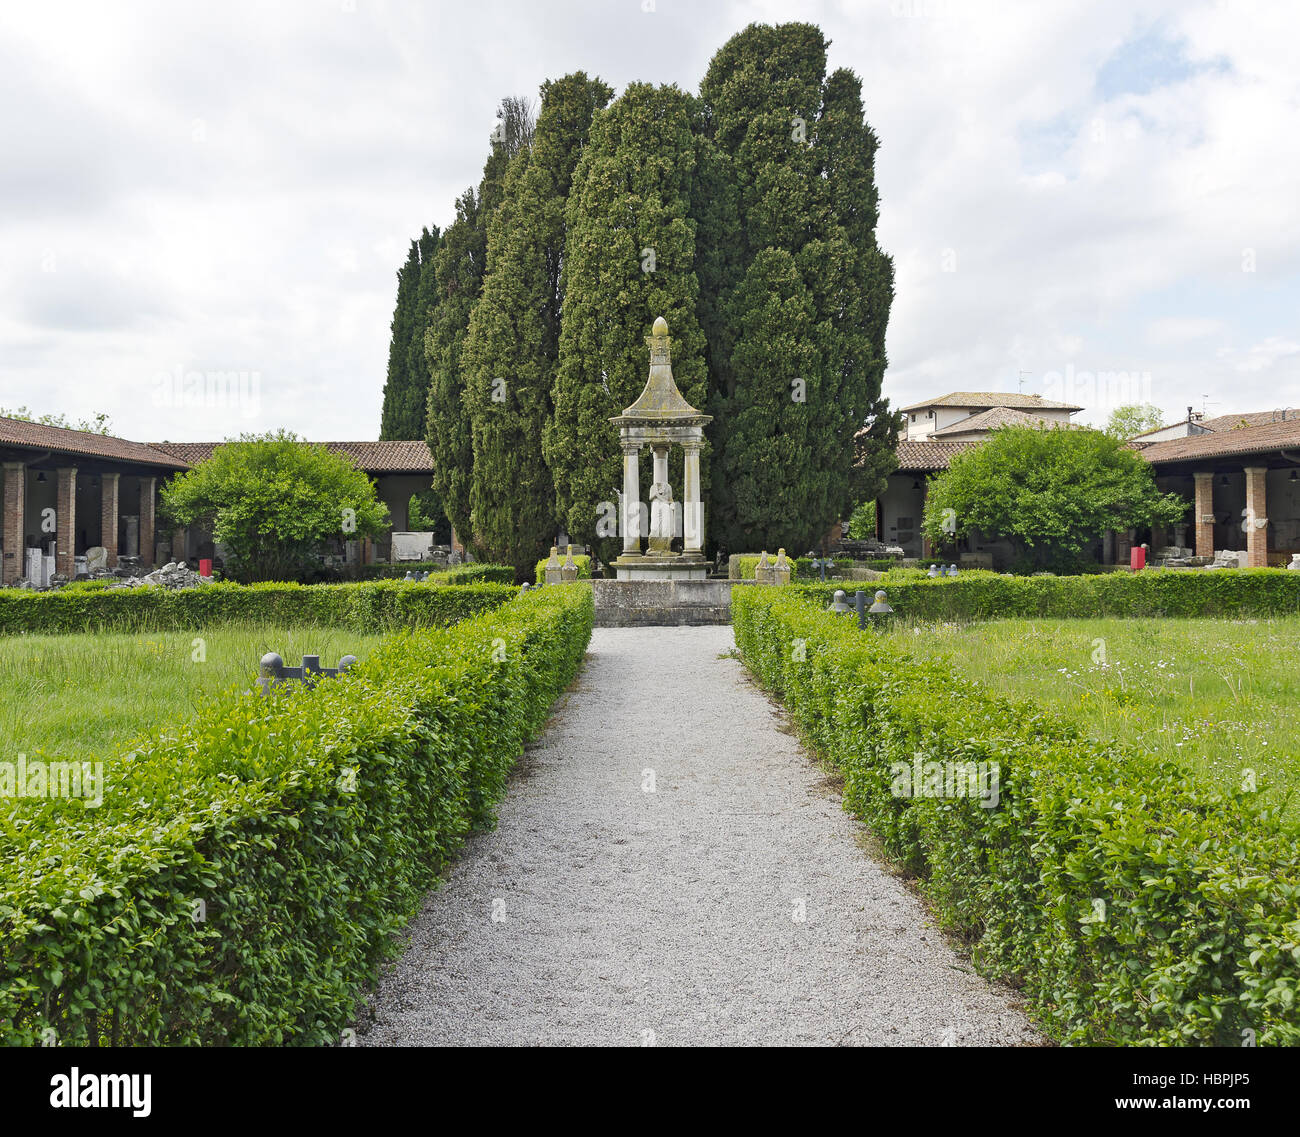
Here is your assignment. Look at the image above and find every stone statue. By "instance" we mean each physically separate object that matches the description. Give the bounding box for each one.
[648,481,677,555]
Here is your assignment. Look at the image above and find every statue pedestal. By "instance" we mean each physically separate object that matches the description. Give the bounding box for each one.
[613,553,708,581]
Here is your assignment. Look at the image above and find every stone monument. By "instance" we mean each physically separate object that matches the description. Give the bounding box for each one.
[610,316,711,582]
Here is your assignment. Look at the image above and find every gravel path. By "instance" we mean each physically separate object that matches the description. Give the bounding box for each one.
[358,625,1039,1046]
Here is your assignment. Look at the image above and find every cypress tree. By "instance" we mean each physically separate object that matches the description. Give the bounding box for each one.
[698,23,898,551]
[546,83,708,564]
[423,97,535,547]
[378,240,422,440]
[462,73,612,577]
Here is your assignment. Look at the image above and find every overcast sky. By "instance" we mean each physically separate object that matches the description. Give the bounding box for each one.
[2,0,1297,443]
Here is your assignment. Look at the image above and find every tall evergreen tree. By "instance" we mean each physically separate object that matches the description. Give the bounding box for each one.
[546,83,709,564]
[462,73,612,577]
[378,240,422,440]
[423,97,535,546]
[697,23,898,551]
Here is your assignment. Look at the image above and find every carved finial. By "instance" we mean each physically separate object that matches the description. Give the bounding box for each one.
[652,316,668,337]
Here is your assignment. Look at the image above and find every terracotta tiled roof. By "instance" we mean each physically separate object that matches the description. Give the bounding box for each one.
[0,416,189,469]
[900,391,1083,412]
[929,406,1085,436]
[149,440,435,474]
[893,440,977,470]
[1200,410,1300,432]
[1138,419,1300,464]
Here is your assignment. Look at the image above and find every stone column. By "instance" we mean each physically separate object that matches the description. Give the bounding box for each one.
[1193,471,1215,557]
[138,475,157,568]
[100,472,120,569]
[2,462,25,585]
[56,466,77,578]
[171,526,188,564]
[1102,529,1115,565]
[683,441,703,557]
[1244,465,1269,567]
[621,442,641,556]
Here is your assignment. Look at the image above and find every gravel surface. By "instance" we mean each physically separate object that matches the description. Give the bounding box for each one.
[358,625,1040,1046]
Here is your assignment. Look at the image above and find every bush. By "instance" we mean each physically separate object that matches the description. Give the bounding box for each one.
[0,584,594,1045]
[732,586,1300,1045]
[533,553,592,583]
[786,567,1300,619]
[0,579,519,637]
[358,562,514,584]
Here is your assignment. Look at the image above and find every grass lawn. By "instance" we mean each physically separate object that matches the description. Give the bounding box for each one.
[0,625,386,771]
[884,615,1300,821]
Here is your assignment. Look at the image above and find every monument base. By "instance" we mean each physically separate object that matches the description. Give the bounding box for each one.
[612,553,709,582]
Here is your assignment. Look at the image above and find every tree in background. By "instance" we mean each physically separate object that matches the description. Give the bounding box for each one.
[697,22,898,552]
[545,83,709,565]
[1105,403,1166,439]
[1,406,113,434]
[379,238,423,440]
[406,488,451,542]
[161,431,389,583]
[462,73,612,577]
[921,425,1187,572]
[847,499,876,540]
[380,227,441,442]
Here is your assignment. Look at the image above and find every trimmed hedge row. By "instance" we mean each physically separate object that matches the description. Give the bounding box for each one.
[732,586,1300,1045]
[0,583,594,1045]
[730,554,855,580]
[0,578,519,636]
[358,562,514,583]
[533,553,592,583]
[788,566,1300,619]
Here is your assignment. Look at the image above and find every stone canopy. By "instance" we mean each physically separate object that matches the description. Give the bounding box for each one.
[610,317,711,580]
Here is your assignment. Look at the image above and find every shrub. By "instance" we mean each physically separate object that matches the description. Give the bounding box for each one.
[0,584,594,1045]
[786,567,1300,619]
[533,553,592,583]
[731,586,1300,1045]
[730,554,855,580]
[0,579,519,637]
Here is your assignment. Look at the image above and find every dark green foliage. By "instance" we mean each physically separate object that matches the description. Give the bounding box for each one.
[698,23,898,554]
[464,74,612,577]
[0,584,594,1044]
[0,578,519,636]
[424,188,486,546]
[160,432,390,583]
[732,586,1300,1045]
[921,425,1189,572]
[423,98,535,547]
[406,487,451,543]
[546,83,710,563]
[380,228,441,441]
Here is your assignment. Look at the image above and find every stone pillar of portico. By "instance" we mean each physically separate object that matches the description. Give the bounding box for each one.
[622,443,641,556]
[1244,466,1269,567]
[100,472,120,569]
[56,466,77,578]
[1193,471,1215,558]
[171,526,188,564]
[1102,529,1115,565]
[2,462,26,585]
[683,441,703,557]
[138,476,157,568]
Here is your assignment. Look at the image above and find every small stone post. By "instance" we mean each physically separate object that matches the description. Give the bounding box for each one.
[561,545,578,582]
[544,545,562,585]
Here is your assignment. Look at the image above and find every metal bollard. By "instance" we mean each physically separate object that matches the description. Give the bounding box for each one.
[257,651,357,696]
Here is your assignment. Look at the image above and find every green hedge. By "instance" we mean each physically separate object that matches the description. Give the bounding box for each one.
[0,578,519,637]
[0,583,593,1045]
[358,562,514,583]
[788,567,1300,619]
[732,586,1300,1045]
[534,553,592,583]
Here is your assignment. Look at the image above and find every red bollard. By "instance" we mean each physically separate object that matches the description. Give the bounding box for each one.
[1130,545,1146,572]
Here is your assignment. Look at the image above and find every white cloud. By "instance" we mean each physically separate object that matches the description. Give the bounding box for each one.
[0,0,1297,444]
